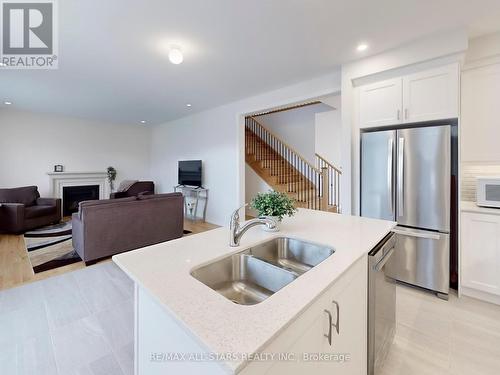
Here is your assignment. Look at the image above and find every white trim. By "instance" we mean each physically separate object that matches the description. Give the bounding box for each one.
[461,286,500,306]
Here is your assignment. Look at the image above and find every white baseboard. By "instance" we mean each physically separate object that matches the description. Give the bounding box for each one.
[461,286,500,306]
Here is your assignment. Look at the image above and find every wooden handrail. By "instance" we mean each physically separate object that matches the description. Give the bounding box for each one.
[315,153,342,174]
[250,116,320,173]
[249,101,322,117]
[245,116,341,212]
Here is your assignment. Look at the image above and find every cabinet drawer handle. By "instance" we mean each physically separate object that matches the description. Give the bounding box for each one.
[332,300,340,334]
[324,309,333,346]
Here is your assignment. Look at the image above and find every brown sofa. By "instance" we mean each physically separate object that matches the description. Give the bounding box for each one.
[72,193,184,264]
[0,186,61,234]
[109,181,154,199]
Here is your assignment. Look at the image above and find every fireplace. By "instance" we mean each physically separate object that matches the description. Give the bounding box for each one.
[63,185,99,216]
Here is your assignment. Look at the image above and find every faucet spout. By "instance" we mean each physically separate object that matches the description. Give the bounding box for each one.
[229,205,277,246]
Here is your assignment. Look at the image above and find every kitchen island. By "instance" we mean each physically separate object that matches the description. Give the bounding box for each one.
[113,209,395,374]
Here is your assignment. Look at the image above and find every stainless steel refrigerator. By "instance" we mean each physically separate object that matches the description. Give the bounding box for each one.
[361,125,451,298]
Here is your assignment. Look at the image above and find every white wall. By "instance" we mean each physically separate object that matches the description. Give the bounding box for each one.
[150,71,342,226]
[0,109,152,197]
[256,103,331,165]
[342,29,469,215]
[315,94,342,168]
[245,165,272,217]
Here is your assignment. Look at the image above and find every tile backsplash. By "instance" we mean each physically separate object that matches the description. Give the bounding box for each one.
[461,164,500,202]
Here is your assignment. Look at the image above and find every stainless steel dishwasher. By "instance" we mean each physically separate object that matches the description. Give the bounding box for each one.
[368,232,396,375]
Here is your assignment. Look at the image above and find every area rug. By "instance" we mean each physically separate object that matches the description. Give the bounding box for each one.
[24,221,81,273]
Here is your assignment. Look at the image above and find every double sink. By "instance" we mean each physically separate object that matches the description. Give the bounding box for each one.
[191,237,335,305]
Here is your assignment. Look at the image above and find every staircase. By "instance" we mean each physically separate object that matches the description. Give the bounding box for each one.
[245,116,341,213]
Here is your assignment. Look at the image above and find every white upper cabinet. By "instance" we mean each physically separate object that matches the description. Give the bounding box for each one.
[461,62,500,162]
[359,64,459,129]
[402,64,459,123]
[359,78,403,128]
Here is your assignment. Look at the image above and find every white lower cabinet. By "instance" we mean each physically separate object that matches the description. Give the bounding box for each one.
[241,255,367,375]
[135,256,368,374]
[461,211,500,303]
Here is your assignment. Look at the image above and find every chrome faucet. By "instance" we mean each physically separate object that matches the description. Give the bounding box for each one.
[229,204,277,247]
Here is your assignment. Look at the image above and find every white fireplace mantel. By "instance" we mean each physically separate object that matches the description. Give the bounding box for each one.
[47,171,110,201]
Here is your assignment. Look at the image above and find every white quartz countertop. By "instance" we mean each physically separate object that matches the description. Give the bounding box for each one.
[112,209,395,373]
[461,201,500,215]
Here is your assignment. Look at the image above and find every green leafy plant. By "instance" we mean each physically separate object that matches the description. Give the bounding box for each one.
[107,166,117,191]
[250,190,297,221]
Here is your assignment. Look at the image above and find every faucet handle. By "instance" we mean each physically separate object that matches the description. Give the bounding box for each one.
[232,203,248,220]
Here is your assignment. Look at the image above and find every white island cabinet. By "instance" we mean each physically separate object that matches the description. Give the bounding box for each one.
[240,256,367,375]
[113,209,395,375]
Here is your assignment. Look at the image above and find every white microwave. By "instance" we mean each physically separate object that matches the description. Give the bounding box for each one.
[477,177,500,208]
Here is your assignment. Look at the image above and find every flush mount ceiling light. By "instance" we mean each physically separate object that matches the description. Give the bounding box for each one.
[0,63,6,67]
[140,120,147,124]
[168,47,184,65]
[4,101,12,105]
[357,43,368,52]
[186,103,192,108]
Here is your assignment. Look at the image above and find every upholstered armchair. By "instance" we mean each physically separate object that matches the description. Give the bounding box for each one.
[109,181,155,199]
[0,186,61,234]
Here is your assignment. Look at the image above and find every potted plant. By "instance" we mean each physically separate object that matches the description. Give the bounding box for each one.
[107,166,117,192]
[250,190,297,231]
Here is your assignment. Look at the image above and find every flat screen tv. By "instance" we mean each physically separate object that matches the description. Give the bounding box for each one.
[178,160,202,187]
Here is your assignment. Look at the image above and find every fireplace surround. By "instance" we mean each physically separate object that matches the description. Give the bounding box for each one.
[47,171,110,216]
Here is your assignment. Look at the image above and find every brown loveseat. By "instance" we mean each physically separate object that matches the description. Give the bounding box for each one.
[109,181,154,199]
[0,186,61,234]
[72,193,184,264]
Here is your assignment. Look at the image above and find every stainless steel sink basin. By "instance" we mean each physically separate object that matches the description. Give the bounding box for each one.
[191,237,334,305]
[191,253,297,305]
[249,237,335,275]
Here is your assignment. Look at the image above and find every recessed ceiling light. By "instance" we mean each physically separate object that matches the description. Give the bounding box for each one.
[140,120,146,124]
[357,43,368,52]
[186,103,192,108]
[168,47,183,65]
[4,101,12,105]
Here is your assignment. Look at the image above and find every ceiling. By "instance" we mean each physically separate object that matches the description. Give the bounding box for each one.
[2,0,500,125]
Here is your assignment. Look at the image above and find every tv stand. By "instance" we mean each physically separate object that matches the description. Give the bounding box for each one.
[174,185,208,222]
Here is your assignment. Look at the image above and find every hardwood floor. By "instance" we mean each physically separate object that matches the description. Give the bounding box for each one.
[0,219,219,291]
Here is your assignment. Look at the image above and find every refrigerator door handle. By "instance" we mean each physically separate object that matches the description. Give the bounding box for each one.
[387,138,393,212]
[392,228,442,240]
[397,137,404,217]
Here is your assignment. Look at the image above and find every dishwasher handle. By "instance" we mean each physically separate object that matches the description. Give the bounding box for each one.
[373,247,395,272]
[392,228,442,240]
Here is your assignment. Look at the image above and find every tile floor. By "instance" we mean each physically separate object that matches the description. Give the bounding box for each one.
[381,285,500,375]
[1,262,500,374]
[0,262,134,375]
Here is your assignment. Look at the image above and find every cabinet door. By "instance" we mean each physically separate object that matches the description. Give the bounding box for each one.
[323,259,367,375]
[462,212,500,296]
[461,63,500,162]
[359,78,403,129]
[402,64,459,123]
[262,309,333,375]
